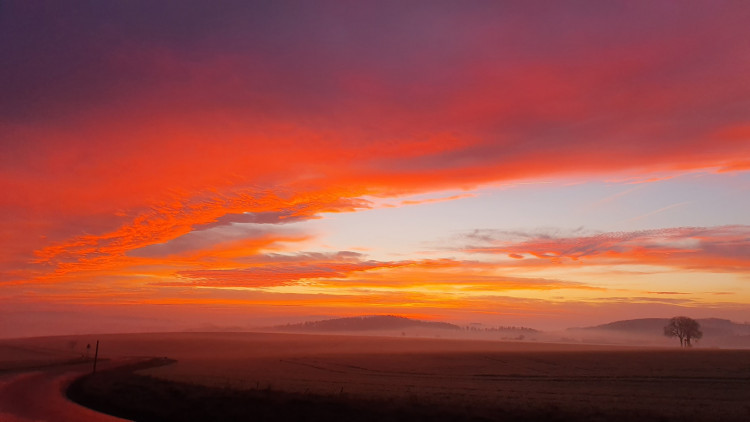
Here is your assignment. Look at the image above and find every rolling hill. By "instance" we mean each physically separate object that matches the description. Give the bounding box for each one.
[273,315,461,332]
[568,317,750,348]
[573,318,750,336]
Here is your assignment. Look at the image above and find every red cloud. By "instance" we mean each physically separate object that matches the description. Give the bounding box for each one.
[154,254,598,293]
[172,257,407,288]
[1,1,749,292]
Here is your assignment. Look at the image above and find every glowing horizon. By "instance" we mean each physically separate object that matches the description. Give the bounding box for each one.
[2,1,750,337]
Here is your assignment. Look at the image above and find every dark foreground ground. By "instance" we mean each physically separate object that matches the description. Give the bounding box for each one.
[69,358,556,422]
[67,352,750,422]
[4,332,750,421]
[64,358,650,422]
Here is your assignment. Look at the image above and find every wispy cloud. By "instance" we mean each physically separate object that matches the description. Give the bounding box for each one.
[460,225,750,271]
[622,201,691,224]
[647,291,691,295]
[172,263,390,288]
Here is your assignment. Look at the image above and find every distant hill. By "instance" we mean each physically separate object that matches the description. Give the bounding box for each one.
[273,315,461,332]
[570,318,750,338]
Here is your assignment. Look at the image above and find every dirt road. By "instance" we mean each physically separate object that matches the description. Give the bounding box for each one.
[0,362,128,422]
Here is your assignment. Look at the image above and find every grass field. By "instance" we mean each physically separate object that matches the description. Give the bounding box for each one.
[4,332,750,421]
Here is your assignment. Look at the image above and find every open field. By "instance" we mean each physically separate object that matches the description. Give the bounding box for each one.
[3,332,750,421]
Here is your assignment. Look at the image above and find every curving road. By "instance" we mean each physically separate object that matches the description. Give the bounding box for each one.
[0,362,128,422]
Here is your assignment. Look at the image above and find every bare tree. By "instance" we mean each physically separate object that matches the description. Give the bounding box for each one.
[664,316,703,347]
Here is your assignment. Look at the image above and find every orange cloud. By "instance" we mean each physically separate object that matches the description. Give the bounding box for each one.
[172,262,391,288]
[2,2,750,335]
[27,189,368,279]
[153,253,599,296]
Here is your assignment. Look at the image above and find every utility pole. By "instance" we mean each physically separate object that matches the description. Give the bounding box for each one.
[92,340,99,374]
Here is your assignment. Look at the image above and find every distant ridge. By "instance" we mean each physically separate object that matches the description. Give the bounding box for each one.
[273,315,461,332]
[571,318,750,337]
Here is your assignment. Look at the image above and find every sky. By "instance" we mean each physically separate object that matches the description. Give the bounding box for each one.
[1,1,750,337]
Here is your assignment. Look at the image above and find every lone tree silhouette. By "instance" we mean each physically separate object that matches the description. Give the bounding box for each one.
[663,316,702,347]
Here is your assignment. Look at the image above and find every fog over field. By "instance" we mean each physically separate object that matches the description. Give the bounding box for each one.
[3,331,750,421]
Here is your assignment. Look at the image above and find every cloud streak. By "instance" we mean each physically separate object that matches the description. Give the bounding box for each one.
[462,225,750,271]
[167,251,407,287]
